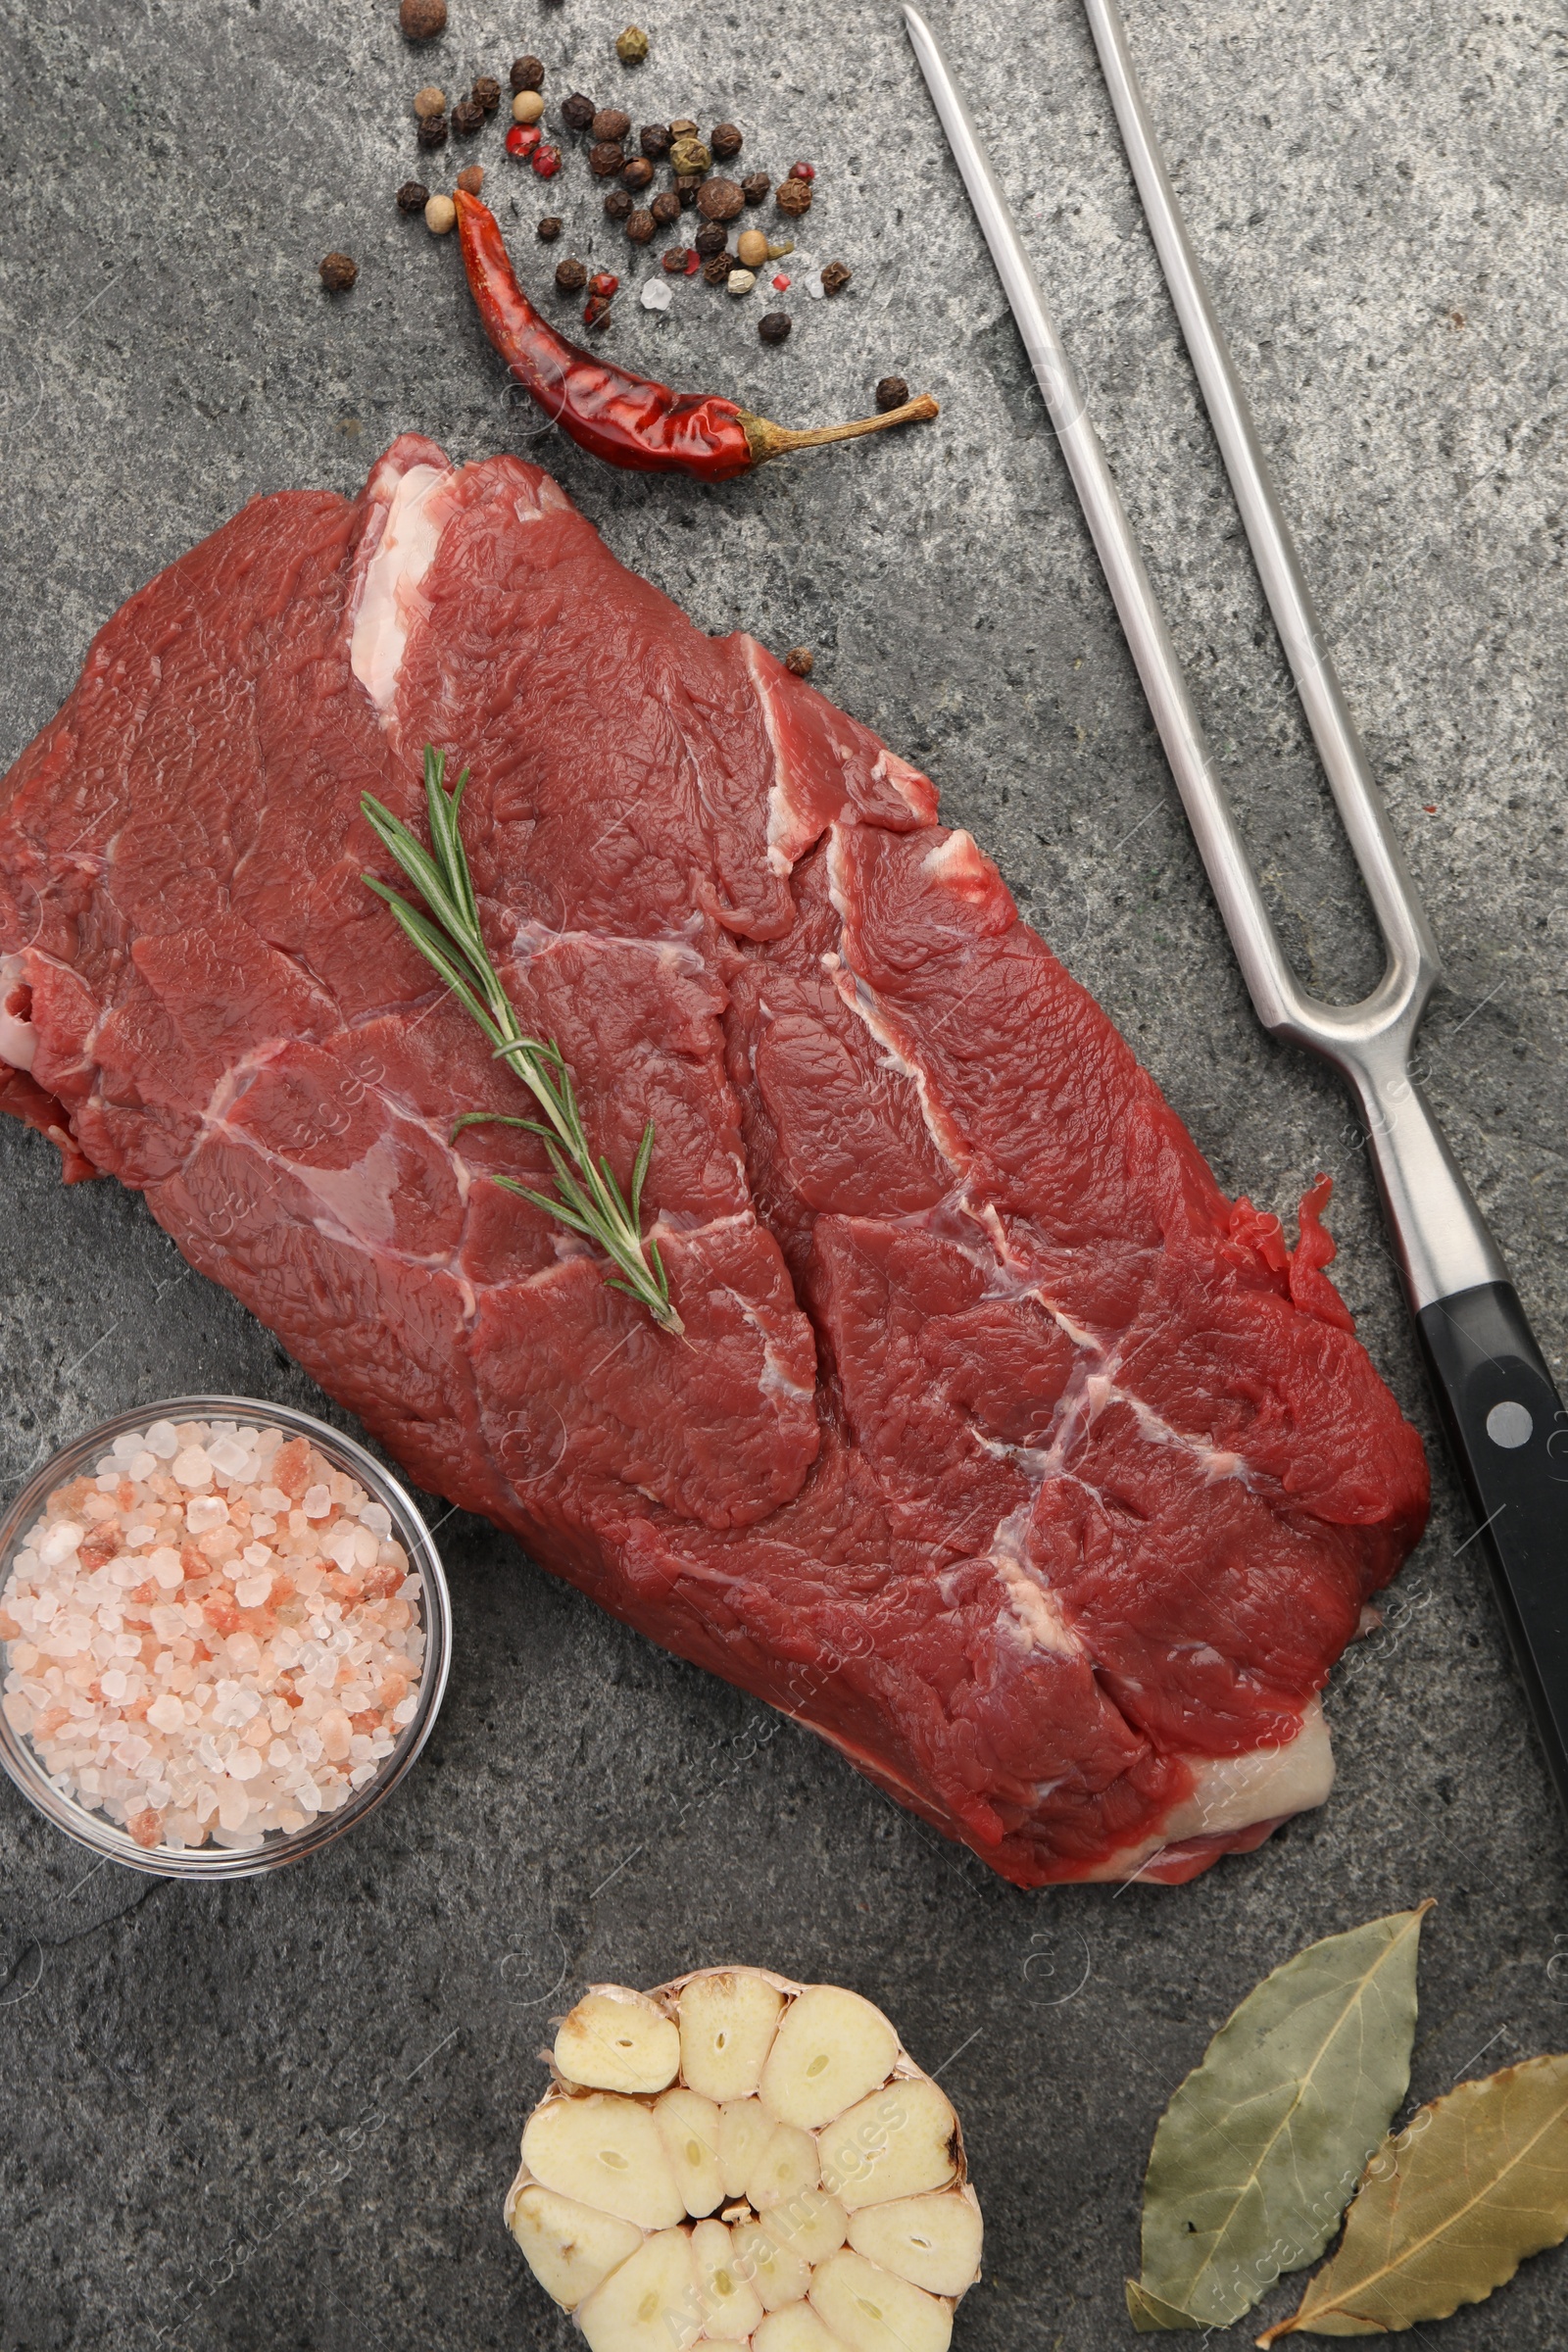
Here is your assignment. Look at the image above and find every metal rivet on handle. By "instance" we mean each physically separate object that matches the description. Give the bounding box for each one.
[1486,1400,1534,1449]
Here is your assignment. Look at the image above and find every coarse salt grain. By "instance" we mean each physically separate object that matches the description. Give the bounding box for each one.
[1,1419,426,1855]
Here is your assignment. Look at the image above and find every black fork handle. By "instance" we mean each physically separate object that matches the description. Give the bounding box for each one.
[1416,1282,1568,1807]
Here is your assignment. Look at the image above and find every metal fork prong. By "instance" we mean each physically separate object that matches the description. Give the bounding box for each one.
[904,1,1506,1308]
[901,3,1304,1040]
[1080,0,1445,1045]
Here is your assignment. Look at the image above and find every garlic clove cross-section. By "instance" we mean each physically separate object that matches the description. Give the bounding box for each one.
[508,2184,645,2309]
[505,1965,983,2351]
[752,2303,845,2352]
[577,2227,700,2352]
[810,2247,954,2352]
[847,2189,985,2296]
[680,1967,786,2102]
[655,2085,726,2219]
[760,1985,900,2132]
[557,1986,683,2094]
[817,2079,959,2212]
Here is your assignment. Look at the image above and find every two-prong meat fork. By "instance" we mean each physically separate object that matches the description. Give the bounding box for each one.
[905,2,1568,1808]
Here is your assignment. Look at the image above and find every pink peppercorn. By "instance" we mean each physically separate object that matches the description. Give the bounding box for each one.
[589,270,620,298]
[531,142,563,178]
[583,293,612,328]
[506,122,541,159]
[683,249,701,274]
[772,272,791,290]
[789,160,815,180]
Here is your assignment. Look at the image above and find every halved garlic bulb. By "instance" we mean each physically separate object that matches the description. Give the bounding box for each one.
[505,1966,983,2351]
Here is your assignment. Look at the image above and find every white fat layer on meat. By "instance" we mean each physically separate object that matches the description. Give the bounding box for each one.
[1079,1699,1336,1882]
[985,1506,1084,1657]
[707,1258,817,1406]
[920,827,990,885]
[1118,1389,1249,1484]
[828,956,971,1173]
[350,462,451,715]
[820,829,973,1174]
[296,1131,407,1250]
[0,952,36,1071]
[740,638,804,878]
[501,918,709,980]
[759,1348,817,1402]
[870,747,937,822]
[1163,1700,1336,1840]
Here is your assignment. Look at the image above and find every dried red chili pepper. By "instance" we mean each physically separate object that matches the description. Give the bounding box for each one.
[453,190,938,481]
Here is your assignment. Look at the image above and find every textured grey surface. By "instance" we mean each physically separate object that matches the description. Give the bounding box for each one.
[1,0,1566,2345]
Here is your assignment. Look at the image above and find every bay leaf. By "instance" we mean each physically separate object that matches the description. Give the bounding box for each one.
[1130,1903,1434,2329]
[1125,2279,1202,2330]
[1258,2054,1568,2340]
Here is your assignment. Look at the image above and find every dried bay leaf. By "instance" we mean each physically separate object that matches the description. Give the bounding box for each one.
[1128,1904,1434,2329]
[1126,2278,1202,2330]
[1258,2054,1568,2339]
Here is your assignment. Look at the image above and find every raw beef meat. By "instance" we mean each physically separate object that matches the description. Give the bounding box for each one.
[0,436,1429,1885]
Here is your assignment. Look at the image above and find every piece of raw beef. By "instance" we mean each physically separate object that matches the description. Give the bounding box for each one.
[0,436,1429,1884]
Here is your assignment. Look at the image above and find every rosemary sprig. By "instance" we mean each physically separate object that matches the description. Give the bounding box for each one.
[361,746,682,1336]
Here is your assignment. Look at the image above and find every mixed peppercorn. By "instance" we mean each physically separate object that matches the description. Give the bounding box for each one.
[383,41,868,347]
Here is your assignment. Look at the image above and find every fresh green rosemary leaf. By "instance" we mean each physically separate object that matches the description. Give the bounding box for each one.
[362,745,683,1336]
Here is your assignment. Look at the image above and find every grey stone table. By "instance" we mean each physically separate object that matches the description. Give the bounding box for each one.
[2,0,1565,2344]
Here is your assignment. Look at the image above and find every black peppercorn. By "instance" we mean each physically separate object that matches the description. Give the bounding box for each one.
[621,155,654,191]
[318,251,358,292]
[591,107,632,143]
[696,177,744,222]
[606,189,634,220]
[396,179,430,214]
[555,256,589,292]
[471,75,502,114]
[741,172,771,206]
[784,645,814,676]
[537,215,564,240]
[511,56,546,93]
[400,0,446,37]
[650,190,681,227]
[875,374,909,412]
[589,141,625,177]
[694,220,729,257]
[710,122,744,160]
[451,97,483,137]
[640,122,673,160]
[820,260,853,297]
[674,174,702,207]
[626,209,656,244]
[758,311,793,345]
[702,251,733,285]
[560,90,596,130]
[776,176,812,219]
[416,113,449,150]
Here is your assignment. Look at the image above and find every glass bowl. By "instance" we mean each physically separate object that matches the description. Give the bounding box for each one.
[0,1396,451,1880]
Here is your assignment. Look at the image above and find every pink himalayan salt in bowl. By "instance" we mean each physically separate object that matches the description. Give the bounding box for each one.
[0,1397,451,1879]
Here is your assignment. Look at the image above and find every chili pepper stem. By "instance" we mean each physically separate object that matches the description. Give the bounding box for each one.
[739,393,940,465]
